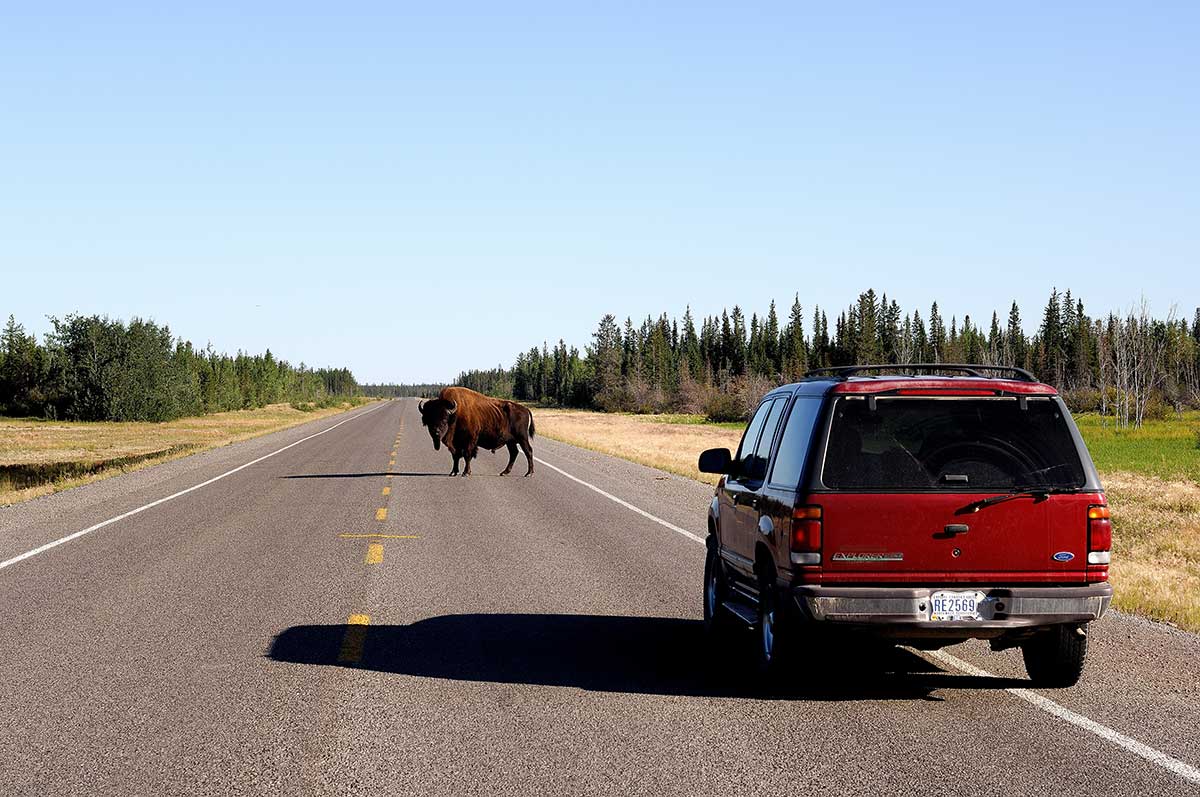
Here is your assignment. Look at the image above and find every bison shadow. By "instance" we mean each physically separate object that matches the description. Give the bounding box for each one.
[267,613,1025,701]
[281,472,450,479]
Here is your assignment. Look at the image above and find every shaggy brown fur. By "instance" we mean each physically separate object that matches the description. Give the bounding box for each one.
[418,387,535,476]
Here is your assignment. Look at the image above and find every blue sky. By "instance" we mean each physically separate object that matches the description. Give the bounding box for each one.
[2,2,1196,382]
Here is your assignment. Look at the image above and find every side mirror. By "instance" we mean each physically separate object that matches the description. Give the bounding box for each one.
[698,447,733,475]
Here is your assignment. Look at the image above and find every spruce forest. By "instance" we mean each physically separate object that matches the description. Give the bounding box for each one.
[456,289,1200,428]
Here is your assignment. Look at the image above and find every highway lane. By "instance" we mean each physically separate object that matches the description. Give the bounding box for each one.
[1,398,1197,795]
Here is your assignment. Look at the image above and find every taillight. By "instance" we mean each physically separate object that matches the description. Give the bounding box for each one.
[790,505,822,565]
[1087,504,1112,565]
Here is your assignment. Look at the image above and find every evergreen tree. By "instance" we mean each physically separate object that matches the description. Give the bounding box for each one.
[1038,288,1064,384]
[719,311,733,373]
[988,312,1002,365]
[880,296,901,363]
[1006,301,1026,367]
[621,317,638,377]
[590,314,622,406]
[1071,298,1092,389]
[680,306,702,378]
[929,303,946,362]
[730,306,747,375]
[855,290,882,363]
[912,308,928,362]
[764,300,781,374]
[0,316,46,416]
[748,313,766,375]
[781,295,808,379]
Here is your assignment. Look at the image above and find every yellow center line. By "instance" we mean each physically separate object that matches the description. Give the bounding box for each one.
[382,486,391,496]
[337,614,370,664]
[365,542,384,564]
[388,459,395,466]
[339,533,420,539]
[375,508,387,521]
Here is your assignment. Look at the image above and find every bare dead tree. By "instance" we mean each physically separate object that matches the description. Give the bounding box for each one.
[894,316,917,364]
[1095,318,1111,422]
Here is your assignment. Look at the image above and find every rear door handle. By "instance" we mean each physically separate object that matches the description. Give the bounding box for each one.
[943,524,970,535]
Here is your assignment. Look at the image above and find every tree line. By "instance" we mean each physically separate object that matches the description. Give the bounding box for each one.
[0,314,359,422]
[360,383,447,398]
[455,289,1200,427]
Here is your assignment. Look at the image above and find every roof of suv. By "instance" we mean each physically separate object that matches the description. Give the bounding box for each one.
[771,373,1059,399]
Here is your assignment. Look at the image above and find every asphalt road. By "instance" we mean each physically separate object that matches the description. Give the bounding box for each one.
[2,398,1198,796]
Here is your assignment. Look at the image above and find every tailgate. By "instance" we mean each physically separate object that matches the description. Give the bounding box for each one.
[817,492,1097,583]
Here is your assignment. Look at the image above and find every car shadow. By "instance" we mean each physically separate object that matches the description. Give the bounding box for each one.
[267,613,1026,701]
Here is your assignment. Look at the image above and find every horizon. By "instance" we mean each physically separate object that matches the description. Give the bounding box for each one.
[5,286,1194,385]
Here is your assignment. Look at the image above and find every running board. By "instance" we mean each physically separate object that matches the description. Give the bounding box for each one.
[720,598,758,627]
[730,581,760,603]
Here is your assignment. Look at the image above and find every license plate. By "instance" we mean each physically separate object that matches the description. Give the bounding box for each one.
[929,590,986,621]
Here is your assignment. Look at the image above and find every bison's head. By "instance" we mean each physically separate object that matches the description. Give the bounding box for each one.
[418,398,457,451]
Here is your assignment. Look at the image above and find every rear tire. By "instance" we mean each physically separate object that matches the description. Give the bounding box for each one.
[1022,624,1088,687]
[703,543,736,640]
[755,580,792,678]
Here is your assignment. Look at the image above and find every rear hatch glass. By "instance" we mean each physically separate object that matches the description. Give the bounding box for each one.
[817,396,1091,581]
[822,396,1085,491]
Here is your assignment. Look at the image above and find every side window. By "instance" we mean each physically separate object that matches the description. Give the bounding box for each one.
[742,398,787,482]
[769,398,823,488]
[733,399,774,480]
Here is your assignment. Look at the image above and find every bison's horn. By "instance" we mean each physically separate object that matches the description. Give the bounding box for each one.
[446,400,458,414]
[418,400,426,413]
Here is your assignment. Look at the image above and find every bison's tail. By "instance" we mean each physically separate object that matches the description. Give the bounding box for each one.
[528,415,536,439]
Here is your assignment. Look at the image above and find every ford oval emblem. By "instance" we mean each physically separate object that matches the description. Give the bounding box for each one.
[1052,551,1075,562]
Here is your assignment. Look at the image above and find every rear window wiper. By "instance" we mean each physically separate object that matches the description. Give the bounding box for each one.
[959,486,1077,514]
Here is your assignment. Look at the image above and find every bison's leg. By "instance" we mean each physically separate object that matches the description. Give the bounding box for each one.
[500,442,519,476]
[450,452,460,477]
[519,438,534,476]
[462,446,476,476]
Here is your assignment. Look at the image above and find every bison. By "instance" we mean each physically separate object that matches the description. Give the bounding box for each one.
[418,387,535,477]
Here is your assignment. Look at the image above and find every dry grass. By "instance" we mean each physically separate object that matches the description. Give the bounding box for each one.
[1103,472,1200,630]
[535,408,739,484]
[534,407,1200,631]
[0,400,373,505]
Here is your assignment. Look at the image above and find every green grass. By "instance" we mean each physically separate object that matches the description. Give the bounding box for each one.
[1075,411,1200,484]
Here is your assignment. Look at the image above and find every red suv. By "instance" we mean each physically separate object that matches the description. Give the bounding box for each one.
[699,364,1112,687]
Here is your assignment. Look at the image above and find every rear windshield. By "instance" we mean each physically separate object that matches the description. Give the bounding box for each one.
[821,397,1086,490]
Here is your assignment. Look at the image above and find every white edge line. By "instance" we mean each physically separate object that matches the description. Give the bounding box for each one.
[535,451,1200,789]
[0,402,388,572]
[534,456,705,545]
[927,649,1200,786]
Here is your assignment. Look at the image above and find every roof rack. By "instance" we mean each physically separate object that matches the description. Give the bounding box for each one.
[804,363,1039,383]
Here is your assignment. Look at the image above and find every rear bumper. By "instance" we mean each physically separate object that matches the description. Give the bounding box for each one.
[792,583,1112,633]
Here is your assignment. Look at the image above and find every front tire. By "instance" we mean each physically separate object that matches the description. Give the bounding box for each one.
[1022,624,1088,687]
[703,543,735,639]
